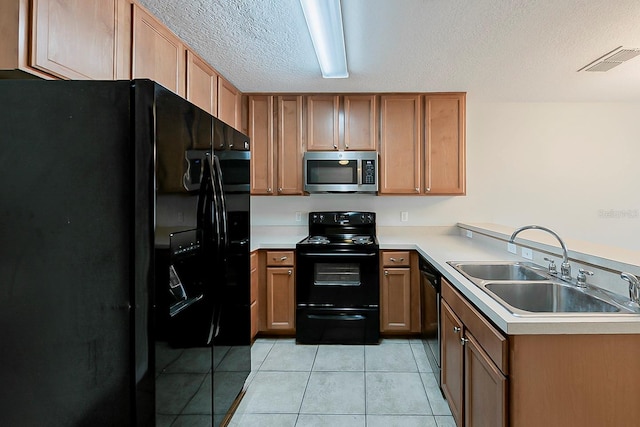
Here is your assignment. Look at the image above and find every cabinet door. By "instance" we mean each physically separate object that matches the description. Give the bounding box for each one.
[31,0,125,80]
[343,95,377,151]
[249,96,275,195]
[380,267,411,332]
[132,4,185,96]
[266,267,295,331]
[379,94,422,194]
[217,76,241,130]
[186,50,217,116]
[441,300,464,427]
[465,333,507,427]
[276,96,304,195]
[424,94,466,195]
[306,95,340,151]
[250,252,259,340]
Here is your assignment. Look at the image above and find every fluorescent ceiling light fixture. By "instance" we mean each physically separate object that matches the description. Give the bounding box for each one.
[300,0,349,78]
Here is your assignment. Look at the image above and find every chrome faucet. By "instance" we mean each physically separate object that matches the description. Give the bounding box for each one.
[509,225,572,281]
[621,272,640,306]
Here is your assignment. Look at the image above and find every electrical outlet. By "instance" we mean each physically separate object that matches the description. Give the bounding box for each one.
[521,247,533,260]
[295,211,302,222]
[507,243,517,254]
[401,211,409,222]
[465,230,473,238]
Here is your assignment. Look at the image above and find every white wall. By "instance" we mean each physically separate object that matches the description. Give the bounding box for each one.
[252,99,640,251]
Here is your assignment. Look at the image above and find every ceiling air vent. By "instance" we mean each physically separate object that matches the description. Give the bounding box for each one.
[578,46,640,72]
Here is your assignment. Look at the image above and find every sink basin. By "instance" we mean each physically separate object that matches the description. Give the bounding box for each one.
[449,261,549,282]
[485,282,620,314]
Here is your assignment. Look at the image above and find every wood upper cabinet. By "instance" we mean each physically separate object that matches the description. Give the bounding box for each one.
[1,0,130,80]
[186,50,218,116]
[218,76,241,130]
[132,4,185,96]
[379,94,422,194]
[249,96,275,195]
[424,94,466,195]
[276,96,304,195]
[306,95,340,151]
[306,94,377,151]
[343,95,377,151]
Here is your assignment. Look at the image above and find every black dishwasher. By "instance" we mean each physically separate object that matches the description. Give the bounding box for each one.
[420,256,442,387]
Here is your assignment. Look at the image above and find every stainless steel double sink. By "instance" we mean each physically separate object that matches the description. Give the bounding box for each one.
[447,261,640,316]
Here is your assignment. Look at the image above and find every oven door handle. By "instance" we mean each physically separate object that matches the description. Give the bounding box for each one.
[308,314,366,321]
[298,252,377,258]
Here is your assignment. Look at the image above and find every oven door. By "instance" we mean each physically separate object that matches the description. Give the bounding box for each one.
[296,249,379,306]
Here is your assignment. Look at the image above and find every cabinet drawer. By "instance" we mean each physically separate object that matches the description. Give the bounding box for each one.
[382,251,411,267]
[442,279,508,374]
[266,250,295,266]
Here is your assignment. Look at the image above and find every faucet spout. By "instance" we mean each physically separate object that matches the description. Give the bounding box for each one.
[621,272,640,306]
[509,225,571,280]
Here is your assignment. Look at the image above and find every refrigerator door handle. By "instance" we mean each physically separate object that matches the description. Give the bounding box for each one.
[212,155,229,253]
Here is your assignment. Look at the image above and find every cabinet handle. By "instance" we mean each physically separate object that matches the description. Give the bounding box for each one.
[279,256,288,261]
[453,326,461,333]
[288,270,292,275]
[389,257,405,262]
[461,337,469,345]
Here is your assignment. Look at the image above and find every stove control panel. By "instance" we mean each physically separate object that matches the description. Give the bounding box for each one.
[310,211,375,225]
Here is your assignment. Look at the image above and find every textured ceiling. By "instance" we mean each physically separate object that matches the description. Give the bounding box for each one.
[137,0,640,101]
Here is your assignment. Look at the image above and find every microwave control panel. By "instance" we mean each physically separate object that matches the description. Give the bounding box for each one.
[362,160,376,184]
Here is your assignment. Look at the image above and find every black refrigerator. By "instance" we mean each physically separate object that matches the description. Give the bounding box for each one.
[0,79,251,426]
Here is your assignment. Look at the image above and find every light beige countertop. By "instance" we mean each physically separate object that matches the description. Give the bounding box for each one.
[251,224,640,335]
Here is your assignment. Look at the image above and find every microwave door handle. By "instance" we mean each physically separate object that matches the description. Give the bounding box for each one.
[357,160,362,185]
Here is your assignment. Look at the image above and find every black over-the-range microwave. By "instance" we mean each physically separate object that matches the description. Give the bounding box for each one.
[303,151,378,193]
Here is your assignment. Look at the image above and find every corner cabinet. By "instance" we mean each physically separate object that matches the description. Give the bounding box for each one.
[1,0,130,80]
[379,93,466,195]
[248,95,304,196]
[380,251,420,334]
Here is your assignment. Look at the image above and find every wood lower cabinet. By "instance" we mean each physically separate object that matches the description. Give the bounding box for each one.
[259,250,295,333]
[132,3,185,96]
[380,251,420,333]
[250,251,258,341]
[1,0,130,80]
[441,280,508,427]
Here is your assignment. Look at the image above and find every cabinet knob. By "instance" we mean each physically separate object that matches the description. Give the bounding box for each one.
[415,187,419,192]
[267,187,272,193]
[288,270,292,275]
[278,187,283,193]
[426,187,431,192]
[345,143,349,149]
[333,144,338,149]
[461,337,469,345]
[384,270,389,276]
[453,326,461,333]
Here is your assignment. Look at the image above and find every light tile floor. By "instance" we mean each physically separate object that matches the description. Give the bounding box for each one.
[229,338,454,427]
